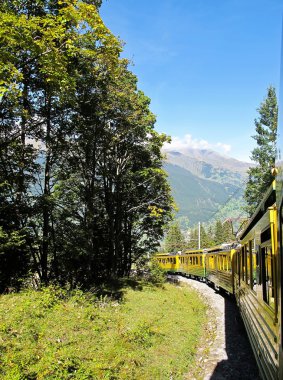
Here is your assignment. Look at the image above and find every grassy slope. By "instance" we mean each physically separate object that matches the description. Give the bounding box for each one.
[0,284,208,380]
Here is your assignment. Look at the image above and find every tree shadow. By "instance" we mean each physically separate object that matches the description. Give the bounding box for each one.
[93,277,152,301]
[209,290,261,380]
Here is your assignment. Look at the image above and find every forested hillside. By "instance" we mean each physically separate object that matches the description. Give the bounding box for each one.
[163,149,249,225]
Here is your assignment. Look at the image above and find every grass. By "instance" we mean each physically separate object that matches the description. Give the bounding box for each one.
[0,282,208,380]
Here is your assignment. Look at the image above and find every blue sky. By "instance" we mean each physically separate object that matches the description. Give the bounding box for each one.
[100,0,282,162]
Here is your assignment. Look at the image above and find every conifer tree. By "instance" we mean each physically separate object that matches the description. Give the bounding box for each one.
[214,220,224,245]
[206,225,216,247]
[164,222,185,252]
[188,227,198,249]
[222,219,235,242]
[244,86,278,216]
[200,224,210,248]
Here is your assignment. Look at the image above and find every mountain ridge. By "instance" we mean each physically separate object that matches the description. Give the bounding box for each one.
[162,148,249,225]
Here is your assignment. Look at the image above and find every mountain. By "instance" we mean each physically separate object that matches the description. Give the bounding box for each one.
[163,148,250,226]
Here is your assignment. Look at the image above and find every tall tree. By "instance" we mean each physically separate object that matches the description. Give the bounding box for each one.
[0,0,174,288]
[200,224,211,248]
[244,86,278,216]
[221,219,235,242]
[164,221,185,253]
[188,227,198,249]
[214,220,224,245]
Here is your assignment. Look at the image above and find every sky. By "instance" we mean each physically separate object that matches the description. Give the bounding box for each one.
[100,0,282,162]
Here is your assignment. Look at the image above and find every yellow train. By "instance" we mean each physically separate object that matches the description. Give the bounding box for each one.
[156,181,282,379]
[156,244,238,293]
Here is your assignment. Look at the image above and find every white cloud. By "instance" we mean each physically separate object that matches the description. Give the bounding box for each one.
[163,134,231,155]
[216,142,231,153]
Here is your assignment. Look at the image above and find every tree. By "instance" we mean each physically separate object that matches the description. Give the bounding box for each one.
[200,224,211,248]
[221,219,235,242]
[244,86,278,216]
[0,0,174,288]
[54,61,174,284]
[214,220,224,245]
[187,226,198,249]
[206,225,216,247]
[164,222,185,252]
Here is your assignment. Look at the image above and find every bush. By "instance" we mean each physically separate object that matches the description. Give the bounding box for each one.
[147,258,166,285]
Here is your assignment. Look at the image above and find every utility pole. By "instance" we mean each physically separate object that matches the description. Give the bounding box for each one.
[198,222,201,249]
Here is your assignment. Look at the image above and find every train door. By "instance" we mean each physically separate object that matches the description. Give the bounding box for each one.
[261,244,275,310]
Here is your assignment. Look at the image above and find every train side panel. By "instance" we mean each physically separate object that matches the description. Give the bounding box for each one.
[237,184,280,379]
[181,250,206,279]
[155,253,180,273]
[276,34,283,378]
[205,247,235,294]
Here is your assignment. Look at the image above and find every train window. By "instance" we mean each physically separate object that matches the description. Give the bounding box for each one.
[227,256,231,271]
[237,251,241,286]
[173,258,176,264]
[262,247,275,309]
[223,255,227,271]
[241,246,245,281]
[200,256,203,266]
[209,255,214,269]
[189,257,192,265]
[246,244,250,285]
[249,240,256,289]
[218,256,222,270]
[196,257,198,265]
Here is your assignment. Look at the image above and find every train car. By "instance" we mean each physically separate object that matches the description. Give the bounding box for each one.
[155,252,180,273]
[236,181,280,379]
[180,249,206,279]
[205,244,236,294]
[276,36,283,379]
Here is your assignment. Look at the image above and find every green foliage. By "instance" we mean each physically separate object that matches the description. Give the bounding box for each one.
[0,0,174,288]
[0,284,207,379]
[211,196,247,225]
[0,227,28,291]
[147,258,166,285]
[0,227,25,252]
[176,215,190,230]
[199,224,212,247]
[244,86,278,216]
[187,226,199,249]
[214,220,225,245]
[188,218,235,249]
[164,221,186,252]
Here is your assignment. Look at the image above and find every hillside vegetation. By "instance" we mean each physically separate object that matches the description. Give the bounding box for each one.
[0,283,208,380]
[163,149,248,225]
